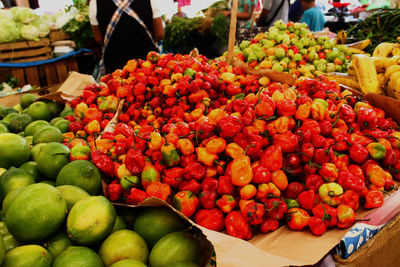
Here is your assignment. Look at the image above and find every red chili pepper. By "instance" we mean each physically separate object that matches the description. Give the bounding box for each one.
[339,104,356,124]
[364,190,384,209]
[91,150,114,177]
[260,145,283,172]
[162,167,184,188]
[172,190,199,217]
[277,99,297,117]
[305,174,324,192]
[179,179,201,194]
[217,175,235,195]
[285,182,305,199]
[252,165,272,184]
[297,190,316,210]
[337,171,366,192]
[218,115,242,138]
[105,183,123,202]
[309,217,327,236]
[319,163,338,182]
[225,211,252,240]
[349,143,369,165]
[216,195,237,213]
[199,191,217,209]
[357,107,377,128]
[242,202,265,225]
[342,190,359,211]
[146,182,171,202]
[183,162,207,181]
[201,178,218,192]
[260,218,280,233]
[273,131,299,153]
[312,203,338,228]
[125,148,146,175]
[194,208,224,231]
[126,188,147,205]
[286,208,310,231]
[265,198,288,220]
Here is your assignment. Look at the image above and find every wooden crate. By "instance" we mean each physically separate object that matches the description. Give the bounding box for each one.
[0,57,79,87]
[49,30,71,43]
[0,39,52,63]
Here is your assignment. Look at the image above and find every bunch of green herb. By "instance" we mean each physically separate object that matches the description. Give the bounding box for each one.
[347,8,400,53]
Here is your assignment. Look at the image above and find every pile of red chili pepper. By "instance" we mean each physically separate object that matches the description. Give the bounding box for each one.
[66,51,400,239]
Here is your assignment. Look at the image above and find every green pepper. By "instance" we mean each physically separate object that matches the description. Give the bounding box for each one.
[120,175,140,190]
[161,142,180,167]
[366,142,386,160]
[285,198,300,210]
[183,68,196,78]
[141,160,160,189]
[313,98,329,109]
[319,182,343,206]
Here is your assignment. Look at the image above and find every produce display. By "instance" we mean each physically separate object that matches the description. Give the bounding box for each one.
[347,8,400,54]
[163,1,229,58]
[0,96,206,267]
[326,42,400,98]
[229,20,359,77]
[35,50,396,240]
[0,7,50,42]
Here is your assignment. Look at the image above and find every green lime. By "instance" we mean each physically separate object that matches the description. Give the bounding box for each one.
[24,120,49,137]
[27,101,51,121]
[20,94,37,109]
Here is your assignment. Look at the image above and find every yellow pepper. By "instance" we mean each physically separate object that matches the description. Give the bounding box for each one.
[196,147,218,167]
[206,137,227,154]
[149,132,164,151]
[225,143,244,159]
[177,139,194,156]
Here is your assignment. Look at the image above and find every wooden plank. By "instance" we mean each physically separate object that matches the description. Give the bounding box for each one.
[24,66,40,86]
[0,47,52,60]
[49,30,71,42]
[0,39,50,51]
[44,63,58,86]
[227,0,238,65]
[55,61,68,83]
[3,55,51,63]
[66,58,78,72]
[10,68,25,87]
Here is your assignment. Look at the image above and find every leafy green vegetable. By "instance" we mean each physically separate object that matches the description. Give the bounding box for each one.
[0,19,21,43]
[61,0,93,49]
[211,13,229,46]
[347,8,400,53]
[20,25,39,41]
[10,7,37,24]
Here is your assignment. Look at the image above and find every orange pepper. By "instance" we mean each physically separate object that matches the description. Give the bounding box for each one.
[76,130,87,139]
[256,182,281,199]
[225,143,244,159]
[245,93,258,105]
[62,132,75,143]
[114,134,127,142]
[69,138,87,148]
[215,160,225,175]
[378,138,392,152]
[271,90,284,102]
[231,154,253,186]
[183,112,192,122]
[196,147,218,167]
[273,116,289,134]
[365,164,386,187]
[271,170,288,191]
[177,138,194,156]
[295,102,311,121]
[282,87,297,101]
[253,119,266,132]
[240,184,257,200]
[206,137,227,154]
[166,132,179,145]
[206,167,217,178]
[190,108,204,121]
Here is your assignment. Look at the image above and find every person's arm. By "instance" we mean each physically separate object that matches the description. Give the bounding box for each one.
[152,17,164,42]
[224,4,254,20]
[92,25,104,46]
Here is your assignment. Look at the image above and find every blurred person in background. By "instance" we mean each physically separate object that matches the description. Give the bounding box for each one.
[300,0,325,31]
[89,0,164,74]
[224,0,257,28]
[257,0,289,27]
[289,0,303,22]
